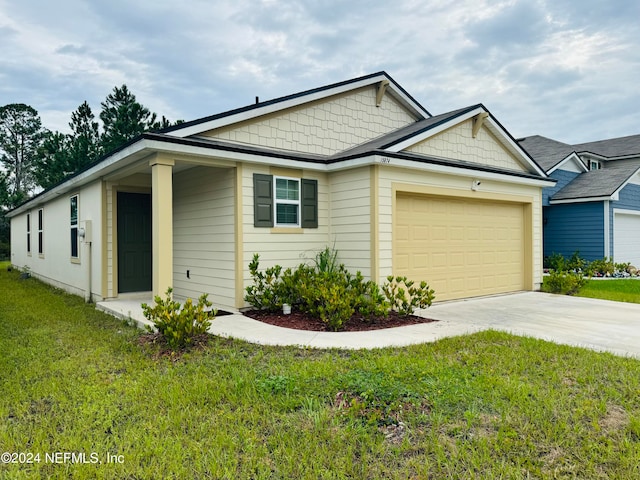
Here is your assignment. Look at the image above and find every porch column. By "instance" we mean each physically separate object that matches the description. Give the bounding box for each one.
[150,155,174,297]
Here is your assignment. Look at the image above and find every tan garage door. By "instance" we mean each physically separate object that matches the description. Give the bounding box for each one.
[395,193,525,301]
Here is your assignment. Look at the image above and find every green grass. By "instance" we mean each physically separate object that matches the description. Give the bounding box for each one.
[2,263,640,479]
[576,279,640,304]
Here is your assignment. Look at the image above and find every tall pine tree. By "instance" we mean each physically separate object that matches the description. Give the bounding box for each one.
[99,85,157,154]
[69,100,101,169]
[0,103,44,206]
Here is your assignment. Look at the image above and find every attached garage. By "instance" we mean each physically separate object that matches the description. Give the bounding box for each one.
[614,211,640,266]
[394,191,531,301]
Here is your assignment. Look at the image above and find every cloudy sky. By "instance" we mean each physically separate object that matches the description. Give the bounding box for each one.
[1,0,638,145]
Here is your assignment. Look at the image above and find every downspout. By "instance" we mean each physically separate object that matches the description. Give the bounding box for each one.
[603,201,610,259]
[80,220,93,303]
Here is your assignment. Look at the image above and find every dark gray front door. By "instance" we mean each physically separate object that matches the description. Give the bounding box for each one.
[117,192,152,293]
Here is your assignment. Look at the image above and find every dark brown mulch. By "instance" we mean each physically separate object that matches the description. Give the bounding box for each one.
[243,309,437,332]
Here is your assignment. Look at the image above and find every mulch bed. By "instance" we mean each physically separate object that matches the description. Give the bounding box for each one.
[243,309,437,332]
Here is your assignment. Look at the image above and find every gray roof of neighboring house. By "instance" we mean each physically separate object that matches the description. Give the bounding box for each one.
[517,135,576,171]
[551,162,640,201]
[572,134,640,158]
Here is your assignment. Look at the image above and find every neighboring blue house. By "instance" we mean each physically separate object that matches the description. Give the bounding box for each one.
[519,135,640,267]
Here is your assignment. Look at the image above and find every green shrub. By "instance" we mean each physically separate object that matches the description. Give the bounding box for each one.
[546,252,567,272]
[543,271,587,295]
[244,248,435,329]
[310,278,356,331]
[244,253,284,312]
[382,276,435,316]
[141,288,216,350]
[590,257,615,277]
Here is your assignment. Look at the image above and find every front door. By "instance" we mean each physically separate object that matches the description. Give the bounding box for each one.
[117,192,152,293]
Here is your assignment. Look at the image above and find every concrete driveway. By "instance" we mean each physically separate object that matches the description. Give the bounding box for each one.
[426,291,640,358]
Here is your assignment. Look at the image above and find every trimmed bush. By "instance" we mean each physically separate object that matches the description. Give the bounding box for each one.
[142,288,216,350]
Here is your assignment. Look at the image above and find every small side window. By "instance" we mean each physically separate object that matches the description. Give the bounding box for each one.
[26,213,31,254]
[70,195,79,258]
[38,209,44,255]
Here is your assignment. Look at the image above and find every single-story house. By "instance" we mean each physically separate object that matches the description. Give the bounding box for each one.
[518,135,640,266]
[9,72,553,310]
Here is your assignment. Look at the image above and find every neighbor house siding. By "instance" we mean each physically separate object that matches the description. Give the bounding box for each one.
[610,183,640,259]
[241,164,330,302]
[10,181,103,299]
[543,202,604,261]
[406,121,528,173]
[543,169,581,206]
[377,165,543,288]
[203,86,417,156]
[172,166,236,310]
[328,167,372,277]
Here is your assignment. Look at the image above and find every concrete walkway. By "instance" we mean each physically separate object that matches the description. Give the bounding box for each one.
[97,292,640,358]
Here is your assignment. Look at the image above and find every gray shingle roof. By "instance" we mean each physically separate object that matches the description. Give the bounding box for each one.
[572,134,640,158]
[517,135,576,171]
[551,162,640,201]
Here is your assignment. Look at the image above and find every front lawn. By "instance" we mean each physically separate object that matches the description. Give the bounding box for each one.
[2,263,640,478]
[576,279,640,304]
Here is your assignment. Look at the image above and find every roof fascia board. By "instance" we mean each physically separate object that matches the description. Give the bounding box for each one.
[547,152,589,174]
[168,73,430,139]
[7,139,157,217]
[326,154,555,187]
[550,196,612,204]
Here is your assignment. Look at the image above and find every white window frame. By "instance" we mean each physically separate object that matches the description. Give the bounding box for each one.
[37,208,44,256]
[70,195,79,259]
[26,212,31,255]
[590,160,601,171]
[274,176,300,227]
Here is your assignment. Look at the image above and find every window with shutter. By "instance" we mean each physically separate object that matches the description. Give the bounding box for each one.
[253,174,318,229]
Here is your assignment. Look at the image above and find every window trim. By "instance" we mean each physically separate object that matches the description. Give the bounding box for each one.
[70,195,79,260]
[274,176,301,227]
[26,212,31,255]
[37,208,44,256]
[590,160,601,171]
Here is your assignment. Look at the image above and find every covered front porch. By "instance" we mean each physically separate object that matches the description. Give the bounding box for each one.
[103,151,241,311]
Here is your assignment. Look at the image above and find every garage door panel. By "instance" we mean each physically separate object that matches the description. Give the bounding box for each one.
[395,193,525,301]
[614,213,640,266]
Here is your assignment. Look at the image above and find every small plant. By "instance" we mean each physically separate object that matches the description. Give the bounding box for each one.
[141,288,216,350]
[244,254,284,312]
[546,252,567,272]
[543,271,587,295]
[590,257,615,277]
[382,276,435,316]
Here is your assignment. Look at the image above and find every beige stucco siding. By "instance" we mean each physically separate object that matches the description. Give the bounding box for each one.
[241,164,330,297]
[10,181,103,300]
[202,87,417,156]
[328,167,372,277]
[173,166,236,310]
[377,165,543,290]
[406,121,529,173]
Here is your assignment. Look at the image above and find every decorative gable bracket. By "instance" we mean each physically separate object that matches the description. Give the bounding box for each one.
[472,112,489,138]
[376,80,390,107]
